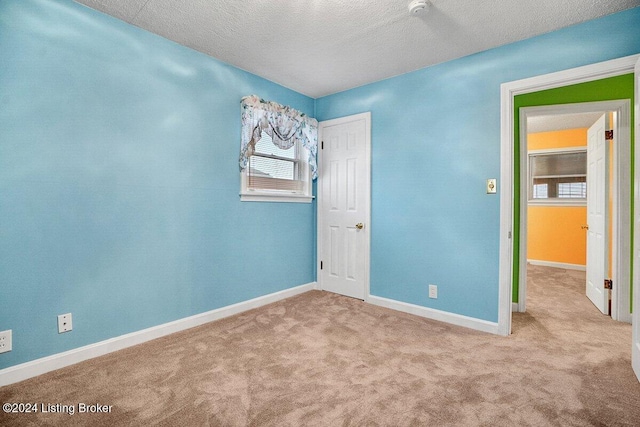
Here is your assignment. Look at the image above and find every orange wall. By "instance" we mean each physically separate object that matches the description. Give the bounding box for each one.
[528,206,587,265]
[528,128,588,150]
[527,128,587,266]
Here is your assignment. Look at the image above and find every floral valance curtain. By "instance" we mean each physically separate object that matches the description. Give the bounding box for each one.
[239,95,318,179]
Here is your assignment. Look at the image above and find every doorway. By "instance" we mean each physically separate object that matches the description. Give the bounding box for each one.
[497,54,639,337]
[520,105,626,319]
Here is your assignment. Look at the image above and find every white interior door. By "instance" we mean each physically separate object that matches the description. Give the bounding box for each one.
[586,113,608,314]
[318,112,371,300]
[632,57,640,382]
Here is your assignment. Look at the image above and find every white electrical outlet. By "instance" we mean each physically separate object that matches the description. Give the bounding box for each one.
[0,330,12,354]
[58,313,72,333]
[429,284,438,299]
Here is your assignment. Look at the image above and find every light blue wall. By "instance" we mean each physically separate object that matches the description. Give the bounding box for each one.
[0,0,315,368]
[315,7,640,322]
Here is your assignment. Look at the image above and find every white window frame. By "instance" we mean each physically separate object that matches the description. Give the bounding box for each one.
[240,140,313,203]
[527,146,587,206]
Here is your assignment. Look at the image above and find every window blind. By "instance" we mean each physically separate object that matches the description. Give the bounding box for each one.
[529,150,587,200]
[247,131,303,192]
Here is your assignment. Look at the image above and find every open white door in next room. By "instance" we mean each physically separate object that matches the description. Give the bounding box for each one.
[317,112,371,300]
[585,113,608,314]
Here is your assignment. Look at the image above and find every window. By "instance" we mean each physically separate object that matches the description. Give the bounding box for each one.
[239,95,317,203]
[242,131,311,199]
[528,149,587,204]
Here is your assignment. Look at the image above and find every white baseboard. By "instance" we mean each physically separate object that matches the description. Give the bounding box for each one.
[512,303,519,312]
[0,282,316,387]
[527,259,586,271]
[368,295,500,335]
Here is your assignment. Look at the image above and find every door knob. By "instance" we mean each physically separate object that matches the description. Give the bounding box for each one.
[355,223,364,230]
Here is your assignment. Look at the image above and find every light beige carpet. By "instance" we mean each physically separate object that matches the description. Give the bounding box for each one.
[1,265,639,426]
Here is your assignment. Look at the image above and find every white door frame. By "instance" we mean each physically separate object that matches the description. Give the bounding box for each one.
[518,101,630,321]
[633,56,640,382]
[499,54,639,336]
[316,112,372,300]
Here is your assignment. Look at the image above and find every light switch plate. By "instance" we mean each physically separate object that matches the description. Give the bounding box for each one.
[487,178,497,194]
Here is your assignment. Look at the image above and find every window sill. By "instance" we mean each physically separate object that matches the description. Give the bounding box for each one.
[240,192,314,203]
[528,199,586,207]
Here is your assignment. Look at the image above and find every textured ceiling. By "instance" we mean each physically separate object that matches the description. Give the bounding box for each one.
[74,0,640,98]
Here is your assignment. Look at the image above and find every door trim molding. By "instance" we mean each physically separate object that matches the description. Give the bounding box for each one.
[632,56,640,382]
[317,112,372,300]
[499,54,640,335]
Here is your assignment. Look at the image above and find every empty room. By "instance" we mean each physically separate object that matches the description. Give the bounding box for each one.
[2,0,640,425]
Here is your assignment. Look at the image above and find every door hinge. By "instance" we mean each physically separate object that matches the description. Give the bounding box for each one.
[321,140,324,150]
[508,231,512,239]
[604,279,613,290]
[605,130,614,140]
[320,261,323,270]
